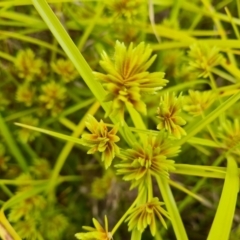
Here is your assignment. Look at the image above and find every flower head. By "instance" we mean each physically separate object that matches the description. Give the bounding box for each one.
[15,49,44,81]
[106,0,145,22]
[95,41,168,122]
[116,132,179,189]
[183,90,216,116]
[91,170,115,200]
[39,81,66,115]
[157,92,186,139]
[188,43,223,78]
[81,115,120,169]
[126,197,170,236]
[218,119,240,155]
[16,84,35,107]
[75,216,112,240]
[51,58,78,83]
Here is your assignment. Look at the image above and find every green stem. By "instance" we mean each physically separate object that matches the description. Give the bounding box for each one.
[131,229,142,240]
[111,188,145,235]
[170,0,182,24]
[0,30,64,55]
[0,175,81,186]
[126,104,146,142]
[47,101,100,195]
[207,155,239,240]
[5,108,38,122]
[178,91,240,145]
[0,211,21,240]
[0,114,28,171]
[201,112,218,143]
[156,176,188,240]
[31,0,136,146]
[77,2,105,50]
[0,184,13,197]
[0,51,15,62]
[172,164,226,179]
[147,172,153,201]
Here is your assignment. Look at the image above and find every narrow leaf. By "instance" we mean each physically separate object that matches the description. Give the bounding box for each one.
[157,177,188,240]
[207,155,239,240]
[15,123,83,145]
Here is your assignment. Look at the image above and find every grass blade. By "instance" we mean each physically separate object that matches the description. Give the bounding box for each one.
[0,114,27,171]
[207,155,239,240]
[157,176,189,240]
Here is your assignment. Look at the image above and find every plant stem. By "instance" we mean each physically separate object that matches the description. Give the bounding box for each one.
[178,91,240,145]
[31,0,136,145]
[0,114,28,171]
[156,176,188,240]
[47,101,100,195]
[111,188,145,235]
[0,211,21,240]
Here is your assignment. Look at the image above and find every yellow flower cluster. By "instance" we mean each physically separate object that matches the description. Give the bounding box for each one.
[95,41,168,122]
[81,115,120,169]
[126,197,170,236]
[157,92,186,139]
[188,43,223,78]
[116,132,179,189]
[15,49,44,82]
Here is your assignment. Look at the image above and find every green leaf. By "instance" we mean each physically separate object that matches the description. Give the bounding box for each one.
[178,91,240,145]
[172,164,226,179]
[207,155,239,240]
[0,114,27,171]
[15,123,83,145]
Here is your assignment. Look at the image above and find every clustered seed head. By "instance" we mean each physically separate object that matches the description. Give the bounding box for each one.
[115,132,179,189]
[51,58,78,83]
[81,115,120,169]
[75,215,112,240]
[157,92,186,139]
[106,0,144,22]
[183,90,216,116]
[16,84,35,107]
[15,49,44,81]
[39,81,67,115]
[188,43,223,78]
[91,170,115,200]
[126,197,170,236]
[218,119,240,155]
[94,41,168,122]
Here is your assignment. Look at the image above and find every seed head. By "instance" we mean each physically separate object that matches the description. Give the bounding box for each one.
[126,197,170,236]
[95,41,168,122]
[75,216,112,240]
[51,58,78,83]
[157,92,186,139]
[218,119,240,155]
[16,84,35,107]
[81,115,120,169]
[116,132,179,189]
[188,44,223,78]
[183,90,216,116]
[39,81,67,115]
[15,49,44,81]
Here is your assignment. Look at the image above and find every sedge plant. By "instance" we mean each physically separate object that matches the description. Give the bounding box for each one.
[0,0,240,240]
